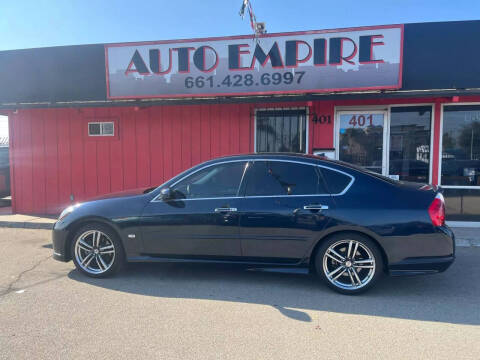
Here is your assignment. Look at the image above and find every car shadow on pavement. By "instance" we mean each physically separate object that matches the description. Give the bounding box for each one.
[68,247,479,325]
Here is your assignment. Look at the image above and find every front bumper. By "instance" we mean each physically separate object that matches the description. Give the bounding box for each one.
[52,223,70,262]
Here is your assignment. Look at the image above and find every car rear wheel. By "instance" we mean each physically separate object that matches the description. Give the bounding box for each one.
[315,233,383,294]
[71,223,125,278]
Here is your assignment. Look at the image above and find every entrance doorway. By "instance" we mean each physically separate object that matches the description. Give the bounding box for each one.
[336,106,433,182]
[337,110,387,174]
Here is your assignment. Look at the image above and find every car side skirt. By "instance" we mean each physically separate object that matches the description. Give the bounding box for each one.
[129,254,307,267]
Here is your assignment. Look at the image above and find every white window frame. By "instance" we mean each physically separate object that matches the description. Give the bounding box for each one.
[334,104,435,184]
[88,121,115,137]
[335,107,389,176]
[254,107,309,154]
[438,102,480,189]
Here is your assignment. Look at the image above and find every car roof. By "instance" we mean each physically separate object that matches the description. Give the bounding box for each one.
[210,152,325,162]
[208,153,357,169]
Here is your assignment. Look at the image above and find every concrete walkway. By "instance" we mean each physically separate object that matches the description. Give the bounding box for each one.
[0,208,56,230]
[0,208,478,246]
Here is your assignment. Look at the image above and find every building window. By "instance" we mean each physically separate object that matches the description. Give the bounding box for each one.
[256,109,307,153]
[441,105,480,222]
[441,105,480,186]
[88,122,114,136]
[389,106,432,183]
[442,188,480,221]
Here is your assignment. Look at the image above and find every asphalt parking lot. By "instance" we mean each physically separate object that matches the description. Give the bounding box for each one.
[1,228,479,360]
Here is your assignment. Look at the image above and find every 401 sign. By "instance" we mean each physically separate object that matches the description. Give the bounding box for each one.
[312,114,332,124]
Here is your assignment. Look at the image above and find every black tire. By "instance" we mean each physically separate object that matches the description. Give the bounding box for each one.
[70,223,125,278]
[314,233,383,295]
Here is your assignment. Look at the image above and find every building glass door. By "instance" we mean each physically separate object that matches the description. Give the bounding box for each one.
[337,111,387,174]
[337,107,432,182]
[389,106,432,183]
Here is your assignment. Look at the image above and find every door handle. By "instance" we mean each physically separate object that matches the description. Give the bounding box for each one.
[214,207,238,213]
[303,204,329,211]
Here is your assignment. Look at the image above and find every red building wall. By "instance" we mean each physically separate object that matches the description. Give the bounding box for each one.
[9,102,336,214]
[14,95,472,215]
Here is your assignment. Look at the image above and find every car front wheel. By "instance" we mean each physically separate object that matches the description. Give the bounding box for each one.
[315,233,383,294]
[71,223,125,278]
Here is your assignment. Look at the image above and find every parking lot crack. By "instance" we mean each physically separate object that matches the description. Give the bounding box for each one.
[0,255,52,298]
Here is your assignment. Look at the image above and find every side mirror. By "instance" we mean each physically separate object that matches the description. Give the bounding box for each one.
[160,187,173,200]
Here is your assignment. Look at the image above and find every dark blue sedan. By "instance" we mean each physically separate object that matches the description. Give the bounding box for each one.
[52,153,454,294]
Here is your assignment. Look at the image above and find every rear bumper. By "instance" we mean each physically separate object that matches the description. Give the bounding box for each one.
[52,224,70,262]
[385,225,455,276]
[387,225,455,276]
[388,255,455,276]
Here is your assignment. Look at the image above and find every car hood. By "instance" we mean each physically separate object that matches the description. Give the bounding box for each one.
[88,187,156,201]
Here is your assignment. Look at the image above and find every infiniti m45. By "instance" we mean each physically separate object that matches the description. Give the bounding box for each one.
[52,154,454,294]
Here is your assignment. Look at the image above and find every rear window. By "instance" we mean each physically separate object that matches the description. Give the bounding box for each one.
[326,159,399,185]
[319,167,352,194]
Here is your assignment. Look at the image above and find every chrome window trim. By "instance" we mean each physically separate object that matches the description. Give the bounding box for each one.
[151,158,355,202]
[242,194,331,199]
[237,161,250,197]
[243,159,355,197]
[163,196,244,202]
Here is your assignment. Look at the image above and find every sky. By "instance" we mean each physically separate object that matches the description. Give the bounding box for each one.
[0,0,478,138]
[1,0,479,51]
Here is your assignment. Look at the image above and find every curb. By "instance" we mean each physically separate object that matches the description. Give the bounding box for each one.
[0,221,54,230]
[456,239,480,247]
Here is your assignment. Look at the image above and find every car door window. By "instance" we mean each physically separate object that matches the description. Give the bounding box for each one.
[171,161,247,199]
[245,161,324,196]
[318,167,353,195]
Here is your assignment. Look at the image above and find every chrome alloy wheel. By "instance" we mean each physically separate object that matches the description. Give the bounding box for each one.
[74,230,116,275]
[322,239,376,290]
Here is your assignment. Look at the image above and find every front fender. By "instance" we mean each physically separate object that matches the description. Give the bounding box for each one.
[54,196,148,260]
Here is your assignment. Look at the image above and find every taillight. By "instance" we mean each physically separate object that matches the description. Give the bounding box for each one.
[428,193,445,227]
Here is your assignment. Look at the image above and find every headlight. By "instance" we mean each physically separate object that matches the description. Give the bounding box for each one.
[58,204,82,221]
